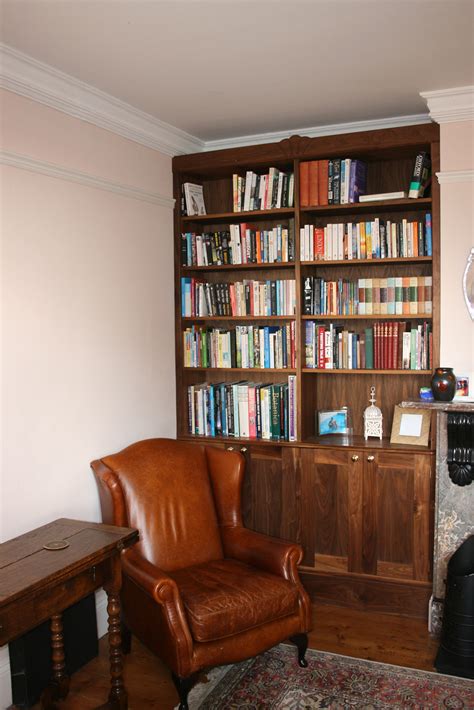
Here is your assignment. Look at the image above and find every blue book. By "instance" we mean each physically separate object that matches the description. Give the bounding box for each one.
[348,160,367,203]
[425,213,432,256]
[220,383,227,436]
[209,385,215,436]
[264,327,270,368]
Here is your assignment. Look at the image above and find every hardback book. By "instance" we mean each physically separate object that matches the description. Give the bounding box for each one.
[359,191,407,202]
[308,161,319,206]
[183,183,206,215]
[299,162,310,207]
[408,152,431,198]
[348,160,367,202]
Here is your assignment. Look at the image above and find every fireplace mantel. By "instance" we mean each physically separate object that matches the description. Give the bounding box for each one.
[400,400,474,633]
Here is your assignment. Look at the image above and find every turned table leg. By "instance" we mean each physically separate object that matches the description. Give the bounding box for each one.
[40,613,70,709]
[105,590,128,709]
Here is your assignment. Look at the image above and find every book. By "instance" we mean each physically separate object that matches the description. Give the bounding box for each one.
[408,152,431,198]
[359,191,407,202]
[299,162,310,207]
[183,183,206,215]
[348,160,367,202]
[308,161,319,206]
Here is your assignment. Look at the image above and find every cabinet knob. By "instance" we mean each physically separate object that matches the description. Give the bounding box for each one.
[351,454,359,462]
[367,455,375,462]
[227,446,234,451]
[240,447,248,453]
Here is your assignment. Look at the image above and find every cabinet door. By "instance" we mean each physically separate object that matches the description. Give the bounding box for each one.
[300,447,362,570]
[239,444,301,544]
[363,451,433,582]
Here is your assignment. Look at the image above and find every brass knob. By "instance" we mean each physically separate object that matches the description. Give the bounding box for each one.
[367,455,375,462]
[351,454,359,462]
[240,447,248,453]
[227,446,234,451]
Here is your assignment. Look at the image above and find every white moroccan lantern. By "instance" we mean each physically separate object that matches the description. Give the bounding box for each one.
[364,386,383,440]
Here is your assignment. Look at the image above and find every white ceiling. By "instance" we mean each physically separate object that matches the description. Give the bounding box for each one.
[1,0,473,143]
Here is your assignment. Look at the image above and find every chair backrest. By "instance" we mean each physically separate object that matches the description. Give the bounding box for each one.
[94,438,224,571]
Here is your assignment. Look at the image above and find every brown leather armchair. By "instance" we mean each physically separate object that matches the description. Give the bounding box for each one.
[91,438,311,709]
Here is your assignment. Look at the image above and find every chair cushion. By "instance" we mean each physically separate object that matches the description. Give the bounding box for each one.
[169,558,300,643]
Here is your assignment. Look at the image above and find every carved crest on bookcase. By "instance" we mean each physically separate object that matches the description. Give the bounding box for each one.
[278,135,313,159]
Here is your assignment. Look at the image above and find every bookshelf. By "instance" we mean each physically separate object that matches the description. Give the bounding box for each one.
[173,124,440,616]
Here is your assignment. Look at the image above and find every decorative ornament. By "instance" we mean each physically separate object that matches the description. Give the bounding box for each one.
[364,386,383,440]
[431,367,456,402]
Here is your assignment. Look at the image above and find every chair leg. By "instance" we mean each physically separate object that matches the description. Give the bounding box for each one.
[120,618,132,655]
[171,672,197,710]
[290,633,309,667]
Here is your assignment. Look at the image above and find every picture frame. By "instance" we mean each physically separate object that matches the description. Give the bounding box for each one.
[317,408,350,436]
[390,405,431,446]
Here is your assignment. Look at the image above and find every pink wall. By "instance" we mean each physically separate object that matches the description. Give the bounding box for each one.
[439,121,474,390]
[1,88,176,540]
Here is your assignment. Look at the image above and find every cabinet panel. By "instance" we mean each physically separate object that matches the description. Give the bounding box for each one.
[241,445,301,544]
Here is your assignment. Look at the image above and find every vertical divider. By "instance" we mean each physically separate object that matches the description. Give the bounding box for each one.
[294,159,303,442]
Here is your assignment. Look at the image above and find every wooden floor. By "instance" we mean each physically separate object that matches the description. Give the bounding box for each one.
[29,602,439,709]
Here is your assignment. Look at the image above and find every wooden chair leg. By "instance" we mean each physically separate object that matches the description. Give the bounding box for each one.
[290,633,309,667]
[171,672,197,710]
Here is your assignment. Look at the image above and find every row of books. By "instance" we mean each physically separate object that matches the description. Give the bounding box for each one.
[299,214,432,262]
[180,224,295,267]
[183,323,297,369]
[303,276,433,316]
[181,278,297,317]
[187,377,297,441]
[300,159,367,206]
[233,169,294,212]
[305,321,433,371]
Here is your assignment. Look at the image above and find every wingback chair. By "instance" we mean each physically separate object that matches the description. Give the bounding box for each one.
[91,438,311,709]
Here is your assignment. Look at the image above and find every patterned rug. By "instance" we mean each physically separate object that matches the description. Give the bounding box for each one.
[183,644,474,709]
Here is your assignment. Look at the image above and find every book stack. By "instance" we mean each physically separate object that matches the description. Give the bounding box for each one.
[305,321,432,370]
[299,214,432,261]
[183,323,296,369]
[303,275,432,316]
[187,376,297,441]
[181,224,295,266]
[299,159,367,206]
[233,169,294,212]
[181,278,296,317]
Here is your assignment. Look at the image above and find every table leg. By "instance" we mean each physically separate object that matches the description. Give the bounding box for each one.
[105,590,128,710]
[40,613,70,709]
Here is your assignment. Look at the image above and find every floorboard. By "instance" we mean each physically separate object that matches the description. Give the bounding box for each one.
[26,602,439,709]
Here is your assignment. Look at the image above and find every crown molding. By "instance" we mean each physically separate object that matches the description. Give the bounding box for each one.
[203,114,432,151]
[0,43,204,157]
[436,169,474,184]
[1,150,176,208]
[420,86,474,124]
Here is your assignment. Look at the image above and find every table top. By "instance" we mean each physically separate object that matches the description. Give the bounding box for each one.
[0,518,138,607]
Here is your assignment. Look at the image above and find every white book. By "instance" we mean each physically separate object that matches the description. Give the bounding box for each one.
[402,332,411,369]
[243,170,253,212]
[276,172,285,208]
[337,223,344,261]
[183,182,206,215]
[359,191,407,202]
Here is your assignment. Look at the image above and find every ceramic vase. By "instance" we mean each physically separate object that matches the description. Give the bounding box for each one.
[431,367,456,402]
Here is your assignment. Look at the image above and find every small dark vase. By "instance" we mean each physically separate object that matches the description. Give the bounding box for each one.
[431,367,456,402]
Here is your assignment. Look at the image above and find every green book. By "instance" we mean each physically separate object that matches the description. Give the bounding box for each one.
[365,327,374,369]
[270,384,281,440]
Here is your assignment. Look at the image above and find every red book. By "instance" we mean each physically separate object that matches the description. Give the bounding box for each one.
[299,162,310,207]
[308,161,319,206]
[318,160,329,205]
[383,321,389,369]
[314,227,325,260]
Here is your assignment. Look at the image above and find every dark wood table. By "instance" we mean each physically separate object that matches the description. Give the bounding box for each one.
[0,518,138,709]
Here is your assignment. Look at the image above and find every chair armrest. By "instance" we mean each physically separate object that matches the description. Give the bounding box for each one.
[221,526,303,581]
[121,547,180,605]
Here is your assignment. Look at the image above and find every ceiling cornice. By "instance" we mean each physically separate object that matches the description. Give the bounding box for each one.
[203,114,432,152]
[436,169,474,184]
[0,43,204,157]
[420,86,474,124]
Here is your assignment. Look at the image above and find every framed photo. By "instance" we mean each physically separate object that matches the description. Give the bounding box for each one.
[318,408,349,436]
[183,182,206,216]
[390,405,431,446]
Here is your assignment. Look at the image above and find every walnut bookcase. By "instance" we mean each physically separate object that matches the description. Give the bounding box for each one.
[172,125,439,617]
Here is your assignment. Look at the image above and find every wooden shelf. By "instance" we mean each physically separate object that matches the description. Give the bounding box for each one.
[184,367,296,373]
[302,368,431,375]
[301,256,432,267]
[300,197,431,215]
[181,208,295,223]
[301,314,433,320]
[182,315,295,322]
[181,262,295,272]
